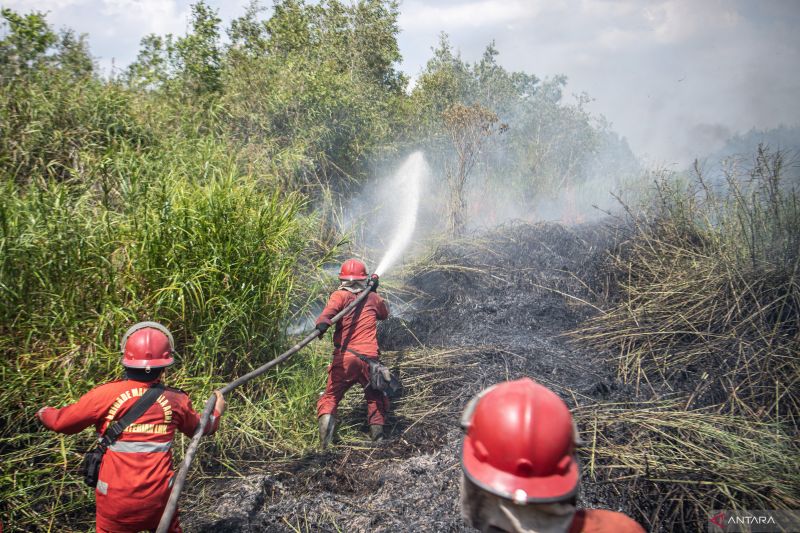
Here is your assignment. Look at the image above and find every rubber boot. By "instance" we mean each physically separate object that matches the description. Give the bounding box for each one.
[369,424,384,442]
[318,414,335,450]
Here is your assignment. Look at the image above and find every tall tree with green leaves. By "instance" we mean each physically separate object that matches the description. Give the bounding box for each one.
[176,1,223,97]
[222,0,406,189]
[0,9,56,80]
[124,34,176,90]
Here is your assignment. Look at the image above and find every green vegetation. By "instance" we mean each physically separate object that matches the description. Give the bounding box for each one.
[576,147,800,528]
[0,6,336,530]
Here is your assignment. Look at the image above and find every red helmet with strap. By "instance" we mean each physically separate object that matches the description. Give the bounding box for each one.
[120,321,175,369]
[461,378,579,504]
[339,258,368,281]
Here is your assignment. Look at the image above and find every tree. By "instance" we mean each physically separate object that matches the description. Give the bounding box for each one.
[0,9,93,82]
[55,29,93,79]
[124,2,222,98]
[221,0,406,189]
[0,9,57,80]
[176,1,222,97]
[124,34,176,90]
[442,103,502,236]
[227,0,269,63]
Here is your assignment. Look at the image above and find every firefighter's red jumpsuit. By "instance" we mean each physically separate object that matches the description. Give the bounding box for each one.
[316,288,390,425]
[37,379,222,533]
[569,509,645,532]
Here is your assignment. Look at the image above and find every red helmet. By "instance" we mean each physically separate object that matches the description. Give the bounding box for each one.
[461,378,579,504]
[120,321,175,369]
[338,258,368,281]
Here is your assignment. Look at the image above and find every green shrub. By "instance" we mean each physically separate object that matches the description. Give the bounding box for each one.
[0,118,332,532]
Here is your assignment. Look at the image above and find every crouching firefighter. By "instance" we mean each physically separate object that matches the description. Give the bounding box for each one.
[314,258,392,448]
[460,378,644,533]
[36,322,226,533]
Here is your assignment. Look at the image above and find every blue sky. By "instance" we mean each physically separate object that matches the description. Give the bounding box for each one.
[3,0,799,165]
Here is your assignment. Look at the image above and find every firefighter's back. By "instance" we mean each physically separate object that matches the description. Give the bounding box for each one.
[91,380,196,530]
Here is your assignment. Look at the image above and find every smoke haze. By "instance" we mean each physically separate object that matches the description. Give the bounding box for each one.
[397,0,800,166]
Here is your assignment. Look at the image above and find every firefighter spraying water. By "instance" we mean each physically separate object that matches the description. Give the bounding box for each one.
[313,152,426,447]
[315,259,391,448]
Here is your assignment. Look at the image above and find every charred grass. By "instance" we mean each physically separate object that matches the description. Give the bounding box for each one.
[184,344,479,531]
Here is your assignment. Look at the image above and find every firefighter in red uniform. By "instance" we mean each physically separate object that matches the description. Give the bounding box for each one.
[314,258,389,448]
[36,322,226,533]
[460,378,645,533]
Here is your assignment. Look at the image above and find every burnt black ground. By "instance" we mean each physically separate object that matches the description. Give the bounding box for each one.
[186,222,640,532]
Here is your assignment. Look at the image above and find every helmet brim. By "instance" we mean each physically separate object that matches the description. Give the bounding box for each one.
[461,438,580,504]
[339,275,368,281]
[122,356,174,369]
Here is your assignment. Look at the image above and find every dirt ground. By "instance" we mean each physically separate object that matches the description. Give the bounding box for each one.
[186,222,640,532]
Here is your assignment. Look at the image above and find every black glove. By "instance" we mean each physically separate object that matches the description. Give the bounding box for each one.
[369,274,379,292]
[315,322,330,337]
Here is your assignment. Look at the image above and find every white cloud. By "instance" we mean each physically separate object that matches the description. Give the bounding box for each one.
[2,0,88,10]
[399,0,545,31]
[643,0,741,44]
[579,0,638,19]
[594,27,642,49]
[100,0,188,37]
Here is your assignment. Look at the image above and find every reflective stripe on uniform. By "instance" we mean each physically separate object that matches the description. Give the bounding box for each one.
[108,440,172,453]
[97,479,109,495]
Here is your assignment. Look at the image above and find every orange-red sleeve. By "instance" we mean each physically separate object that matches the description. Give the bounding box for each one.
[373,293,389,320]
[569,509,645,533]
[316,291,346,326]
[174,394,222,437]
[36,387,109,435]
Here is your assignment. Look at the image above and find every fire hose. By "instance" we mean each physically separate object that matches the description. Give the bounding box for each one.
[155,277,377,533]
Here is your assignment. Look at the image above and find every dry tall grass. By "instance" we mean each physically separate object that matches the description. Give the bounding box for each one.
[575,147,799,530]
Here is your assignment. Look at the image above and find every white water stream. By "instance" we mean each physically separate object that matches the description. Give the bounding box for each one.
[374,151,426,277]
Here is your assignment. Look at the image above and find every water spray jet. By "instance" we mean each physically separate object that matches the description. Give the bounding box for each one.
[374,151,426,277]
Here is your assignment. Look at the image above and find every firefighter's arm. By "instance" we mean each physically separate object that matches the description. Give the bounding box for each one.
[176,391,225,437]
[36,388,106,434]
[374,293,390,320]
[316,292,345,327]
